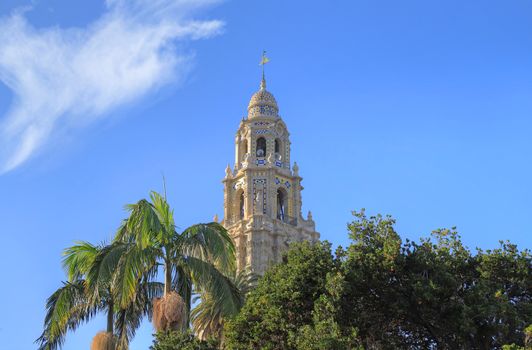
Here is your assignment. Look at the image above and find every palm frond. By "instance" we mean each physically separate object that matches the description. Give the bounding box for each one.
[124,199,162,249]
[115,281,164,350]
[182,256,241,317]
[191,268,258,340]
[112,244,159,308]
[179,223,236,274]
[232,268,259,298]
[86,242,129,303]
[174,264,193,328]
[114,219,131,243]
[191,293,224,340]
[62,241,99,281]
[36,280,97,350]
[149,191,176,245]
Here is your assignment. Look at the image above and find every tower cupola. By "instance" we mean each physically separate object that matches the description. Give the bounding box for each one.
[221,53,319,275]
[247,77,279,119]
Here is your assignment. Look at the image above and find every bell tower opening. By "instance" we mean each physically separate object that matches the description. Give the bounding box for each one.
[256,137,266,157]
[276,188,287,221]
[275,138,282,160]
[241,139,248,162]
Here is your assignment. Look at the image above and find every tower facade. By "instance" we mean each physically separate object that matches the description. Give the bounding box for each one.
[221,76,319,275]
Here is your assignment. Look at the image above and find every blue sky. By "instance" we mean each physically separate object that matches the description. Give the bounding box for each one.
[0,0,531,349]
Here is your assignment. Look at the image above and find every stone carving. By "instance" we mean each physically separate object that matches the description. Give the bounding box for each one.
[254,188,263,213]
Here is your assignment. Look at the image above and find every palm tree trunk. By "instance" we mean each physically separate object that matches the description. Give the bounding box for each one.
[182,282,192,330]
[164,258,172,296]
[107,298,114,334]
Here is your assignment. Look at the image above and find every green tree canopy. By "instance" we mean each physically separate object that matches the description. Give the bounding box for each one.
[150,331,218,350]
[224,210,532,350]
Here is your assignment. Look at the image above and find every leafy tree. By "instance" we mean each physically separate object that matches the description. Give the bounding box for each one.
[224,210,532,349]
[150,331,218,350]
[224,241,340,349]
[340,211,405,349]
[294,272,363,350]
[501,324,532,349]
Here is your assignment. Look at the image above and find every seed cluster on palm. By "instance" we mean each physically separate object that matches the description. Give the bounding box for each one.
[152,291,186,332]
[91,332,116,350]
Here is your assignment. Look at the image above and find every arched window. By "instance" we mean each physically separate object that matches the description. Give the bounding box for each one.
[256,137,266,157]
[276,188,286,221]
[241,139,248,162]
[275,139,282,160]
[239,191,245,219]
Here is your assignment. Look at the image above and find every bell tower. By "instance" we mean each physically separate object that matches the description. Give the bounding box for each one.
[221,67,319,275]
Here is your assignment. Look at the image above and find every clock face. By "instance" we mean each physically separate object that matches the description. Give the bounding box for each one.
[256,149,265,157]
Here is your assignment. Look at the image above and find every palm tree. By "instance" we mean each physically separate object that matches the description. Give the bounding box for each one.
[191,269,257,341]
[37,241,163,350]
[112,191,239,332]
[86,241,163,348]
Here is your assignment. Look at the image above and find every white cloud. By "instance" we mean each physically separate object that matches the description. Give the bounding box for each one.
[0,0,223,173]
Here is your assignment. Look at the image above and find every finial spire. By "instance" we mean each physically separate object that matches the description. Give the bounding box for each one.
[259,50,270,90]
[225,164,232,178]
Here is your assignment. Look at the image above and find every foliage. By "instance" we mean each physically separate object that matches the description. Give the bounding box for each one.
[150,331,218,350]
[224,210,532,349]
[225,242,360,349]
[294,272,363,350]
[36,241,163,350]
[38,190,240,348]
[112,191,239,332]
[192,269,258,341]
[502,324,532,350]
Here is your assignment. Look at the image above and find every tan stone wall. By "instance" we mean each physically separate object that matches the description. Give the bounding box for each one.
[221,82,319,275]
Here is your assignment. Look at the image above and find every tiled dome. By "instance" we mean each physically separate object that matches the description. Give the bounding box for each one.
[247,78,279,118]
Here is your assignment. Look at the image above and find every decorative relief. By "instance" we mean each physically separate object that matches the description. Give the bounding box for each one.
[249,105,277,118]
[275,176,291,188]
[248,90,278,110]
[232,177,246,190]
[240,153,250,169]
[253,179,267,214]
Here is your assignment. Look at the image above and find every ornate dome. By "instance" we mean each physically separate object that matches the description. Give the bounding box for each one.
[247,78,279,118]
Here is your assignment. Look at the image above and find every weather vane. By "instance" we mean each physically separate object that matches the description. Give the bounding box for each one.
[259,50,270,82]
